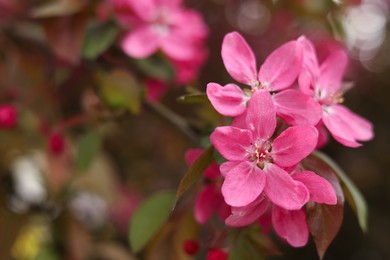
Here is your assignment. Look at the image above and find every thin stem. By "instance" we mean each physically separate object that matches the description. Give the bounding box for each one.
[144,100,198,142]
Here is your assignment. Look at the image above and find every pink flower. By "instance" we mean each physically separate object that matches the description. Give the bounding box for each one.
[0,104,18,129]
[112,0,208,61]
[210,90,318,209]
[185,149,230,224]
[298,36,374,147]
[145,79,168,102]
[272,170,337,247]
[207,32,321,126]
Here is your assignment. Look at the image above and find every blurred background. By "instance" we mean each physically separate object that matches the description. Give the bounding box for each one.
[0,0,389,259]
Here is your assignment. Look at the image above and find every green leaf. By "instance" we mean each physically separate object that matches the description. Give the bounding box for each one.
[176,93,209,104]
[96,69,141,114]
[311,151,367,232]
[174,146,214,209]
[133,56,174,81]
[129,191,175,253]
[76,131,102,171]
[82,22,118,60]
[30,0,85,18]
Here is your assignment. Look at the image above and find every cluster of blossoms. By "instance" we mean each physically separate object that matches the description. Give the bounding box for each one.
[110,0,208,90]
[187,32,374,250]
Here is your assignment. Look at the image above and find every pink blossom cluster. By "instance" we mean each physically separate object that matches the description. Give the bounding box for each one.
[111,0,208,85]
[192,32,374,247]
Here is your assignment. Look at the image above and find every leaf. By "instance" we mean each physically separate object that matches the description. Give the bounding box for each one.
[31,0,86,18]
[301,154,345,259]
[174,146,214,209]
[306,203,343,260]
[129,191,176,253]
[228,226,278,260]
[82,22,118,60]
[133,56,175,81]
[41,12,88,64]
[312,151,368,232]
[177,93,209,104]
[76,131,102,171]
[96,69,141,114]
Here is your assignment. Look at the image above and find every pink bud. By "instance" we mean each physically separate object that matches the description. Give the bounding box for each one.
[0,104,18,129]
[49,132,65,155]
[183,239,199,256]
[206,248,228,260]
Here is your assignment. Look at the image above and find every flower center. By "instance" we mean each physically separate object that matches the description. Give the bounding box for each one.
[250,80,269,91]
[152,9,171,36]
[247,139,272,169]
[315,87,344,106]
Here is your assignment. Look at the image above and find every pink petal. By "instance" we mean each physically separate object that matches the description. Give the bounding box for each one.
[322,104,374,147]
[317,50,348,96]
[225,196,269,227]
[184,148,203,165]
[297,36,319,95]
[315,122,329,149]
[170,10,208,41]
[264,164,309,210]
[184,148,220,179]
[271,126,318,168]
[258,40,302,91]
[194,184,224,224]
[292,171,337,205]
[155,0,182,7]
[206,83,247,117]
[231,111,247,129]
[160,30,198,60]
[121,27,159,58]
[273,89,322,126]
[272,206,308,247]
[221,32,257,85]
[246,90,276,140]
[115,0,156,21]
[210,126,252,162]
[221,161,266,207]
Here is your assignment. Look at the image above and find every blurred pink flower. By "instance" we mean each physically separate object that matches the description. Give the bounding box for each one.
[112,0,208,61]
[298,36,374,147]
[185,148,230,224]
[207,31,321,126]
[210,90,318,209]
[0,104,18,129]
[145,79,168,102]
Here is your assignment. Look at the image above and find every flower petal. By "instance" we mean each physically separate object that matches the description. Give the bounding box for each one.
[225,196,269,227]
[160,30,198,60]
[221,32,257,85]
[207,83,247,117]
[264,164,309,210]
[121,27,159,58]
[258,40,302,91]
[221,161,266,207]
[322,104,374,147]
[184,148,220,179]
[272,206,309,247]
[317,50,348,96]
[271,126,318,168]
[246,90,276,140]
[297,36,318,95]
[210,126,252,162]
[194,184,224,224]
[273,89,322,126]
[292,171,337,205]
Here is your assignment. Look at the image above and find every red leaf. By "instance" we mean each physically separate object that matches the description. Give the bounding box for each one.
[301,154,345,259]
[42,12,88,64]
